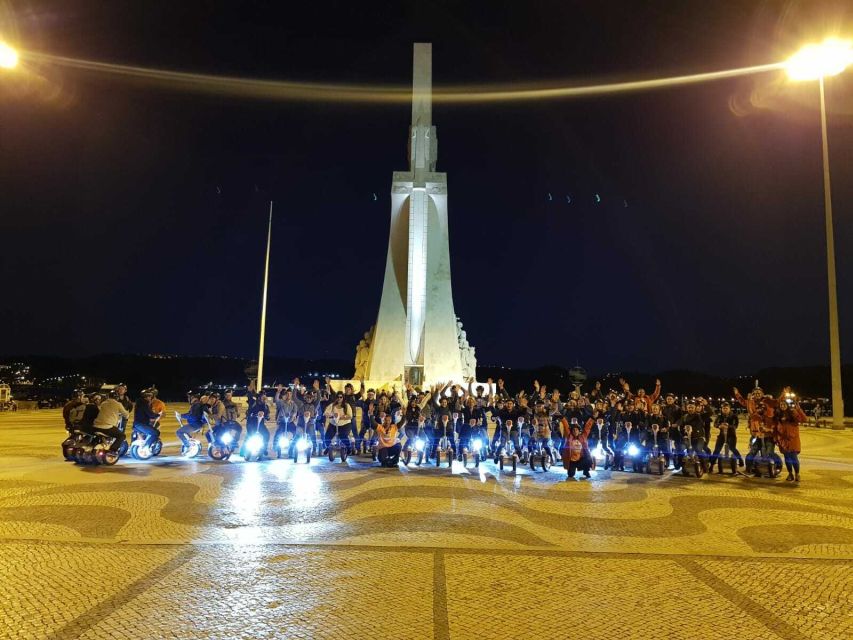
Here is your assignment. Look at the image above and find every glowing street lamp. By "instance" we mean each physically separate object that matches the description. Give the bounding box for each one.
[785,38,852,81]
[0,41,18,69]
[786,38,852,429]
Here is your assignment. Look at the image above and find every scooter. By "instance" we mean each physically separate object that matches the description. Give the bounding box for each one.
[590,420,613,470]
[644,426,668,475]
[402,425,428,466]
[528,438,553,472]
[328,432,355,463]
[291,429,312,463]
[715,426,738,475]
[207,420,240,461]
[460,431,487,468]
[432,428,454,467]
[129,418,163,461]
[678,426,706,478]
[242,432,266,462]
[68,427,123,466]
[175,411,203,458]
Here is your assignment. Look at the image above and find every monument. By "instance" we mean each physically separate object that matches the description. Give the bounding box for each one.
[354,43,475,386]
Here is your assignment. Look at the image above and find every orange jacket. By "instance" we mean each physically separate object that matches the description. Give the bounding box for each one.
[630,381,661,412]
[561,417,592,462]
[775,398,806,452]
[376,424,398,449]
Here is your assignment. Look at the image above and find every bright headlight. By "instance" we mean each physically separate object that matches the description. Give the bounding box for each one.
[627,445,639,457]
[415,438,425,452]
[246,434,263,455]
[221,432,233,445]
[277,436,287,448]
[296,437,310,452]
[472,438,483,452]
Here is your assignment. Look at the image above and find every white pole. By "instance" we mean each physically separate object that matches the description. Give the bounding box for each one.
[257,202,273,392]
[818,78,845,429]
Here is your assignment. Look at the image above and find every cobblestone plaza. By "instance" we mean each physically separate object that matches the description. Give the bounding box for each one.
[1,409,851,639]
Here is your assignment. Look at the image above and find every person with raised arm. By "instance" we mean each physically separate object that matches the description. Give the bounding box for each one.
[561,414,593,480]
[776,387,808,482]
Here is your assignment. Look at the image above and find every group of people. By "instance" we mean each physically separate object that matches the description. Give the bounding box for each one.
[61,376,808,481]
[62,384,166,454]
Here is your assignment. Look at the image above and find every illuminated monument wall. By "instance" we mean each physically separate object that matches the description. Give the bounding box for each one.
[355,43,475,386]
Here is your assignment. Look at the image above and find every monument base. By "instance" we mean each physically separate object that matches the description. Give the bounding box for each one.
[328,379,493,395]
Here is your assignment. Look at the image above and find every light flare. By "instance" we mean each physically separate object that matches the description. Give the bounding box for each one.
[19,49,785,104]
[0,41,17,69]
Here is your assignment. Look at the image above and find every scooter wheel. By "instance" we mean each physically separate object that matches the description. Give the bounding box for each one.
[416,451,423,466]
[328,448,335,462]
[512,458,517,473]
[209,445,227,461]
[306,451,311,464]
[475,454,480,468]
[499,458,504,471]
[129,444,139,460]
[435,452,441,467]
[446,451,452,467]
[543,456,552,472]
[150,440,163,456]
[96,449,119,466]
[403,450,412,466]
[62,441,75,461]
[117,441,129,457]
[694,461,704,478]
[341,447,349,462]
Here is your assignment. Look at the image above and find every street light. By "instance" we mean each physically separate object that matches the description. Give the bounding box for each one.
[0,41,18,69]
[786,38,852,429]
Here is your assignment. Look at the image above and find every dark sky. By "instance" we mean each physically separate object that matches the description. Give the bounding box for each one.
[1,0,851,375]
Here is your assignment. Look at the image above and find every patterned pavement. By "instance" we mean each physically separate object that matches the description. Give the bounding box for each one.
[1,408,852,639]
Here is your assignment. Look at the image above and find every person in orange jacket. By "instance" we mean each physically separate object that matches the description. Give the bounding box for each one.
[621,378,662,413]
[375,413,401,467]
[561,416,593,480]
[776,388,807,482]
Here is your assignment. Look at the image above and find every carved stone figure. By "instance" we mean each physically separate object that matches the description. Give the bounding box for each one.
[354,326,375,379]
[455,318,477,380]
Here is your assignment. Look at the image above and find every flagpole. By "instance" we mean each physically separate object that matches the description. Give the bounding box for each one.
[256,202,273,392]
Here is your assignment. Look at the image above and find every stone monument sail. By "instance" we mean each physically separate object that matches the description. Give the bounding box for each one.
[354,43,475,386]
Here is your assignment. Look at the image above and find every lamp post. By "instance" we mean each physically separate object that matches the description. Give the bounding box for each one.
[786,39,853,429]
[256,202,273,392]
[0,41,18,69]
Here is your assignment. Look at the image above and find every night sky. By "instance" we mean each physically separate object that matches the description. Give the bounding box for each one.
[1,0,851,375]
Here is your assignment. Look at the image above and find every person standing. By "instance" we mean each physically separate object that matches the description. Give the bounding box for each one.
[776,388,807,482]
[708,402,743,471]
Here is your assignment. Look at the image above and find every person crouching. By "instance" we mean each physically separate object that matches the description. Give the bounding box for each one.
[561,416,593,480]
[375,414,401,467]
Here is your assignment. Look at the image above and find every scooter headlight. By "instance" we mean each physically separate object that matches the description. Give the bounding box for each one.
[627,444,639,457]
[221,432,233,445]
[415,438,425,452]
[472,438,483,452]
[296,437,310,452]
[277,436,288,449]
[246,434,263,455]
